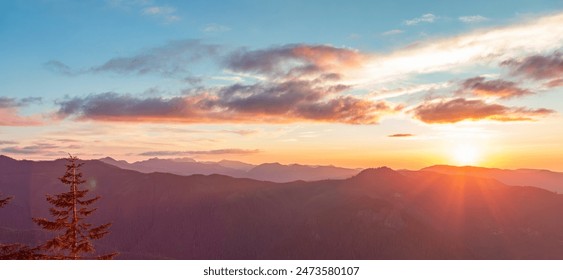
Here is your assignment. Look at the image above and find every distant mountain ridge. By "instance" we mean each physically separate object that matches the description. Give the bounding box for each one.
[420,165,563,193]
[99,157,361,183]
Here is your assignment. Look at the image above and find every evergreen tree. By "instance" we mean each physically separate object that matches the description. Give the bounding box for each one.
[33,155,116,260]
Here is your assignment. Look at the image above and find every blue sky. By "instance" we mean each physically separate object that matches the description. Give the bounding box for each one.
[1,0,559,99]
[0,0,562,170]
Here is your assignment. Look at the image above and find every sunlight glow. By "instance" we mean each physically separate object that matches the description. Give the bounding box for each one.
[452,144,480,166]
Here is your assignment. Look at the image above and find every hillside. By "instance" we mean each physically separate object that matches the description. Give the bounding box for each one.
[421,165,563,193]
[2,156,563,259]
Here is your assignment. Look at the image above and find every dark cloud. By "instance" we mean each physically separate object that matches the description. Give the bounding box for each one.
[411,98,554,124]
[56,80,399,125]
[224,44,364,79]
[458,77,532,99]
[388,133,414,137]
[502,52,563,87]
[0,97,17,108]
[139,149,260,157]
[0,141,17,145]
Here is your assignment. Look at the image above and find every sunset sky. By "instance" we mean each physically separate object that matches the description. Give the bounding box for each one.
[1,0,562,170]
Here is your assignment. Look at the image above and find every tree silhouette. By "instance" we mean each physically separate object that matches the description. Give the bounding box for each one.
[33,155,116,260]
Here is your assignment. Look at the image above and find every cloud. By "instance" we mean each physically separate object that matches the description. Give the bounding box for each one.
[55,80,400,125]
[138,149,260,157]
[141,6,180,23]
[458,15,489,23]
[224,44,365,80]
[0,109,43,126]
[220,129,257,136]
[90,40,220,76]
[411,98,554,124]
[0,143,59,155]
[203,24,231,33]
[404,14,437,26]
[0,97,44,126]
[108,1,180,23]
[501,52,563,87]
[545,78,563,88]
[356,13,563,87]
[0,97,42,108]
[388,133,414,137]
[0,97,19,108]
[46,40,221,77]
[458,76,532,99]
[0,141,17,145]
[382,29,404,36]
[44,60,75,76]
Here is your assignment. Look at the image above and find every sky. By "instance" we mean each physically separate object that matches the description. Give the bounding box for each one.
[0,0,562,170]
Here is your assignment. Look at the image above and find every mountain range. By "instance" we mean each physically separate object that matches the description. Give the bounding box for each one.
[1,155,563,259]
[420,165,563,194]
[99,157,362,183]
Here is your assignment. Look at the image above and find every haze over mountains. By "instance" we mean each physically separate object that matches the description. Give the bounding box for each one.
[99,156,563,193]
[2,155,563,259]
[99,157,361,183]
[420,165,563,194]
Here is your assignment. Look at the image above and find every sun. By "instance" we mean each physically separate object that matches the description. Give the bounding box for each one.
[452,144,480,166]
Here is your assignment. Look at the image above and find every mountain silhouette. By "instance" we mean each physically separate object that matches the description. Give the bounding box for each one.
[2,155,563,259]
[421,165,563,193]
[100,157,360,183]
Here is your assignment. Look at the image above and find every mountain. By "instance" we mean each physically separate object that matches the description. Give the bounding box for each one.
[2,155,563,259]
[216,160,255,172]
[245,162,360,182]
[99,157,246,178]
[421,165,563,194]
[100,157,361,183]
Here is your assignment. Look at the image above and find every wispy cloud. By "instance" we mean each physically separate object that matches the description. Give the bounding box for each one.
[356,13,563,87]
[388,133,415,137]
[382,29,404,36]
[404,13,437,26]
[458,15,489,23]
[48,40,221,77]
[0,143,59,155]
[107,0,181,23]
[202,23,231,33]
[220,129,257,136]
[91,40,219,76]
[142,5,180,23]
[0,97,42,108]
[0,97,44,126]
[411,98,553,124]
[44,60,74,76]
[138,149,260,157]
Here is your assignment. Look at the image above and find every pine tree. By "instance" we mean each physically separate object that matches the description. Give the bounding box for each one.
[33,155,117,260]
